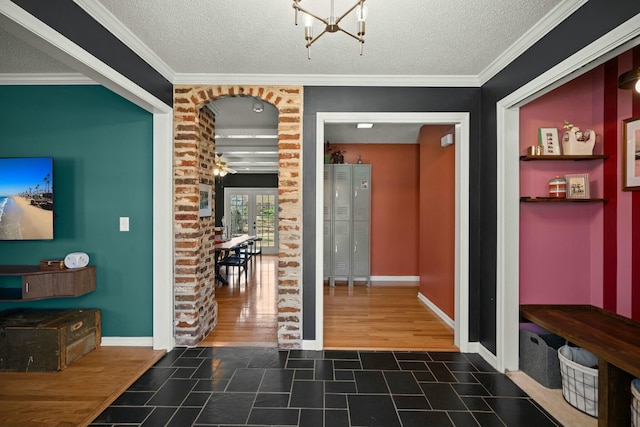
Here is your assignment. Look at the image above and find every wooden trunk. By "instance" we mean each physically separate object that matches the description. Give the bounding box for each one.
[0,308,101,372]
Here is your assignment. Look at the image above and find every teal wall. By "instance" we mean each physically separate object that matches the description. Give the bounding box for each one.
[0,85,154,337]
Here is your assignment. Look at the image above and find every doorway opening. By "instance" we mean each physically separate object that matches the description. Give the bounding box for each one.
[312,112,471,352]
[321,123,459,350]
[201,94,281,347]
[495,17,640,372]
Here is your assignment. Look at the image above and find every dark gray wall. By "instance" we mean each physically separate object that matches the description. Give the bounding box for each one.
[214,174,278,225]
[11,0,173,107]
[302,87,482,341]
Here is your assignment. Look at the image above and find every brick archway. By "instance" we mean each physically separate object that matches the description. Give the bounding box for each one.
[173,85,303,347]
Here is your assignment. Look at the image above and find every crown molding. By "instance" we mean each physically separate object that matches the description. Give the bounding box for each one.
[74,0,176,83]
[0,0,171,113]
[17,0,586,90]
[0,72,95,85]
[478,0,588,85]
[174,73,481,87]
[77,0,581,88]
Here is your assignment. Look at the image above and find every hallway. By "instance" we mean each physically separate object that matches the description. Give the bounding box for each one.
[199,255,456,351]
[199,256,279,347]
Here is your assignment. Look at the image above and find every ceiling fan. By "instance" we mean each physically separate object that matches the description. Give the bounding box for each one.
[214,153,237,176]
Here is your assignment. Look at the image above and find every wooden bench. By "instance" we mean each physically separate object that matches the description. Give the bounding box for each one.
[520,304,640,427]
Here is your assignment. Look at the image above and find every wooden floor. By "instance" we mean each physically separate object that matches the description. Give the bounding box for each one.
[0,346,165,427]
[324,283,457,351]
[200,255,279,347]
[0,255,455,426]
[201,255,456,351]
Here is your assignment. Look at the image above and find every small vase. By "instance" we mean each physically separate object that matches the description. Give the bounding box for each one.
[562,130,595,155]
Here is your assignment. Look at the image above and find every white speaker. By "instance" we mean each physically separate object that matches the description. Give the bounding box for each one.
[64,252,90,269]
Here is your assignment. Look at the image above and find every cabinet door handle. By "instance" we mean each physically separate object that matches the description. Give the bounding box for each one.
[25,282,29,293]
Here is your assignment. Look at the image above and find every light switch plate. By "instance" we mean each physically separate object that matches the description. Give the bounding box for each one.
[119,217,130,232]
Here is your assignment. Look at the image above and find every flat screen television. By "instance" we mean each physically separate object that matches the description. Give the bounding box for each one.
[0,157,54,241]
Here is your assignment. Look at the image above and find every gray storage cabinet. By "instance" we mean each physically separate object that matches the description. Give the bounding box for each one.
[324,164,371,286]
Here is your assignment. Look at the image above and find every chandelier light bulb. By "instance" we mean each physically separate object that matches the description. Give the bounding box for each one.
[356,4,368,21]
[636,79,640,93]
[303,12,313,28]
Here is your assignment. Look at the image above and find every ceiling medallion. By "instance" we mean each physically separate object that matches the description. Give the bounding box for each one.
[292,0,368,59]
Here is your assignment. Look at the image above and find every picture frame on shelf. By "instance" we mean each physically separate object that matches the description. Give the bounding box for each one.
[199,182,212,217]
[622,115,640,191]
[565,173,590,199]
[538,127,561,155]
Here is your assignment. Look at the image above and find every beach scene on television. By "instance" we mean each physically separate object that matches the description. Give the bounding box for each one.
[0,157,53,240]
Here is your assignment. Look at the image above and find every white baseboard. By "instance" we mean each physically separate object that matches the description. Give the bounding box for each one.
[468,342,499,371]
[371,276,419,282]
[301,339,322,350]
[101,337,154,347]
[417,292,455,329]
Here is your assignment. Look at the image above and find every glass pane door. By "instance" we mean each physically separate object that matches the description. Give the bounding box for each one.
[225,188,278,255]
[228,194,249,236]
[255,193,276,251]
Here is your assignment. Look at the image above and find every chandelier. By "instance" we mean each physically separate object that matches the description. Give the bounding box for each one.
[292,0,368,59]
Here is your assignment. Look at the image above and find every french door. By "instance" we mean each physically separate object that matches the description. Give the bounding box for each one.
[224,188,278,255]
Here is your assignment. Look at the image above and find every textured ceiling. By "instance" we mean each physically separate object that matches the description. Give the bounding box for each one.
[0,28,75,73]
[85,0,563,80]
[0,0,570,173]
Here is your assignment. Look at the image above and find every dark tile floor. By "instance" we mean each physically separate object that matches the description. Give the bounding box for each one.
[89,347,561,427]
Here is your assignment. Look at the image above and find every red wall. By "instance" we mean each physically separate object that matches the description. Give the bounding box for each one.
[418,126,456,319]
[330,144,420,276]
[519,48,639,320]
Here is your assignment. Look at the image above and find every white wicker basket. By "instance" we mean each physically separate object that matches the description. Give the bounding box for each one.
[632,379,640,427]
[558,345,598,417]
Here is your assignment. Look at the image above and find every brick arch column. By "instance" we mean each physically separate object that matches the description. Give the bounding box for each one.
[173,85,303,348]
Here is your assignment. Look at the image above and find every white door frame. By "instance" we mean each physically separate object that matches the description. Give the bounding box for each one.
[495,17,640,372]
[308,112,470,352]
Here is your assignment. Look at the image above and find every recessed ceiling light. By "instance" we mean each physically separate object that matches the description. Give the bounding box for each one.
[357,123,373,129]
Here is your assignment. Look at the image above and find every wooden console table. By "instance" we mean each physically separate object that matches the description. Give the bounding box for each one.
[0,265,96,301]
[520,304,640,427]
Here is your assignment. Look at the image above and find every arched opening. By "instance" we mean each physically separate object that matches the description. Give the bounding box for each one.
[172,85,303,348]
[202,95,280,346]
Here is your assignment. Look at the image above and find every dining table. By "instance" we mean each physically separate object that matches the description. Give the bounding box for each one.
[214,234,256,285]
